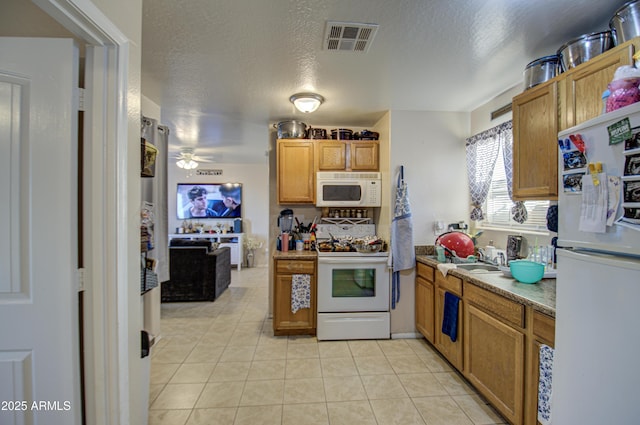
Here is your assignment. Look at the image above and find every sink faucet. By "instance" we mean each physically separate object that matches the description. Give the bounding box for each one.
[496,252,506,266]
[476,248,487,262]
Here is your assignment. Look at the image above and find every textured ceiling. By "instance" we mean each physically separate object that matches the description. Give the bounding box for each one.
[142,0,625,163]
[3,0,625,165]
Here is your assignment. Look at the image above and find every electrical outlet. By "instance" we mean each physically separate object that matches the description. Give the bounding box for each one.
[433,220,446,235]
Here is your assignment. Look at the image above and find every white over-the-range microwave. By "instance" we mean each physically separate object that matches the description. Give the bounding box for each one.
[316,171,382,207]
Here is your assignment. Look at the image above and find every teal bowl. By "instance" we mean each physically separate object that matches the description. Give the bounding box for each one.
[509,260,545,284]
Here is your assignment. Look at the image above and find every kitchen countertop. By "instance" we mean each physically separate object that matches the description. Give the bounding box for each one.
[416,255,556,317]
[273,250,318,260]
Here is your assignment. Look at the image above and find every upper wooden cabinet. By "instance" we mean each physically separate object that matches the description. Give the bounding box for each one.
[512,81,559,201]
[317,140,379,171]
[560,43,635,131]
[278,138,380,204]
[512,38,639,201]
[350,141,379,170]
[317,141,347,170]
[277,139,315,204]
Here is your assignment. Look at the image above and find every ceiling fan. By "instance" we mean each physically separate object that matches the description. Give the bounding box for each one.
[171,147,213,169]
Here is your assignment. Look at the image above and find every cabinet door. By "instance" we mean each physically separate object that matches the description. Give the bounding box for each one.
[464,303,525,425]
[317,141,347,170]
[277,140,315,203]
[273,260,316,335]
[350,141,379,170]
[561,44,634,130]
[415,276,435,343]
[512,81,559,200]
[524,311,555,425]
[435,286,463,370]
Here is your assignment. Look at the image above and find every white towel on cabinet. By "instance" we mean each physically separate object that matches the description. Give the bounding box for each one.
[291,274,311,314]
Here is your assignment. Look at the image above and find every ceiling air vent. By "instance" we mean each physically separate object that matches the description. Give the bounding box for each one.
[324,21,379,53]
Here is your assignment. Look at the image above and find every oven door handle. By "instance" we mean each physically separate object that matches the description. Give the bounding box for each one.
[318,257,389,265]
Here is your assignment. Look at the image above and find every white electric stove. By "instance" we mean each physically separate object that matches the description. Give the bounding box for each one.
[315,223,391,340]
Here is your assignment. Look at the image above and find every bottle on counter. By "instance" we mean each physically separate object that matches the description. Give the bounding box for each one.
[485,240,496,262]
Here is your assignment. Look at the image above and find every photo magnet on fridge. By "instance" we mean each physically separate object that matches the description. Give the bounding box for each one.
[608,117,632,145]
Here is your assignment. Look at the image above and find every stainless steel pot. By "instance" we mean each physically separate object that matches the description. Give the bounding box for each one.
[610,0,640,44]
[330,128,353,140]
[274,120,308,139]
[557,31,614,71]
[308,127,327,139]
[523,55,560,90]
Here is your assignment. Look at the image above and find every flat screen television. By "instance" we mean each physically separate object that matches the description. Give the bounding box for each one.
[176,183,242,219]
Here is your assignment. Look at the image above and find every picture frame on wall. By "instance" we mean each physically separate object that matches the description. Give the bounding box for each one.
[141,138,158,177]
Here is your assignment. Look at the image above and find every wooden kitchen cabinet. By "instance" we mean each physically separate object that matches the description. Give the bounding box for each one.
[512,80,559,201]
[277,139,315,204]
[560,40,636,131]
[317,141,347,170]
[512,38,639,201]
[415,262,436,343]
[524,309,555,425]
[273,258,316,336]
[316,140,379,171]
[434,272,463,371]
[464,283,525,425]
[350,141,379,170]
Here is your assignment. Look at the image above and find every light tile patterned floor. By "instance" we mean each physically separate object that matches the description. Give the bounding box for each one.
[149,267,507,425]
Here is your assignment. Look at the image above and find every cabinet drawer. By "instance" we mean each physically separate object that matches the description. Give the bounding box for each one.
[435,272,462,296]
[533,310,555,345]
[276,260,315,274]
[465,283,524,328]
[417,262,434,282]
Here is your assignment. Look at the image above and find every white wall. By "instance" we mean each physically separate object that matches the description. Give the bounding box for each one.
[388,110,470,335]
[168,162,270,266]
[89,0,145,423]
[390,110,471,243]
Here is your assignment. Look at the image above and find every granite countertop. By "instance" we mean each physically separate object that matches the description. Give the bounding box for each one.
[273,250,318,260]
[416,254,556,318]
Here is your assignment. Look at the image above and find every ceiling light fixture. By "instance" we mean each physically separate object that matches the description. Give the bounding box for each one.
[290,93,325,113]
[176,148,199,169]
[176,158,198,169]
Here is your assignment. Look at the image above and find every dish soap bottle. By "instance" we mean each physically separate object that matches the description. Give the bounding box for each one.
[485,240,496,262]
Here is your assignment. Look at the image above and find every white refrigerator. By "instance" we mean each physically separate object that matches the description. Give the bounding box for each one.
[553,103,640,425]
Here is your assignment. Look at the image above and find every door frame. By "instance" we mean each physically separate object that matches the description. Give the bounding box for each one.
[33,0,133,423]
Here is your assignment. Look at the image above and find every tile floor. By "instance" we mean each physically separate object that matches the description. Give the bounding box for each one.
[149,267,507,425]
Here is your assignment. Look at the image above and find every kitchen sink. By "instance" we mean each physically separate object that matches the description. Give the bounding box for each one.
[455,263,501,272]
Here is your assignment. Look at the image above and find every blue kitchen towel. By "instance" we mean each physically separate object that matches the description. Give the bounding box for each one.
[441,292,460,342]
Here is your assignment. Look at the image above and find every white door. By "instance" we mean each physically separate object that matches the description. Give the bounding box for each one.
[0,37,81,425]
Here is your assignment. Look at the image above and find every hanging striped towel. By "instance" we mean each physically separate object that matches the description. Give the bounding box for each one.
[291,274,311,314]
[538,344,554,425]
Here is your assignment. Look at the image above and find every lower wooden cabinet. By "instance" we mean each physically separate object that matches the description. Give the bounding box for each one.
[273,258,316,336]
[464,302,525,425]
[415,263,435,343]
[434,273,463,371]
[525,310,555,425]
[414,261,556,425]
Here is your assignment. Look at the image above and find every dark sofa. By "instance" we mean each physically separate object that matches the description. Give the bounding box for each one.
[162,239,231,302]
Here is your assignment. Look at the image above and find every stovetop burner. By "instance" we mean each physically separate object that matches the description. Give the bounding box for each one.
[315,223,389,258]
